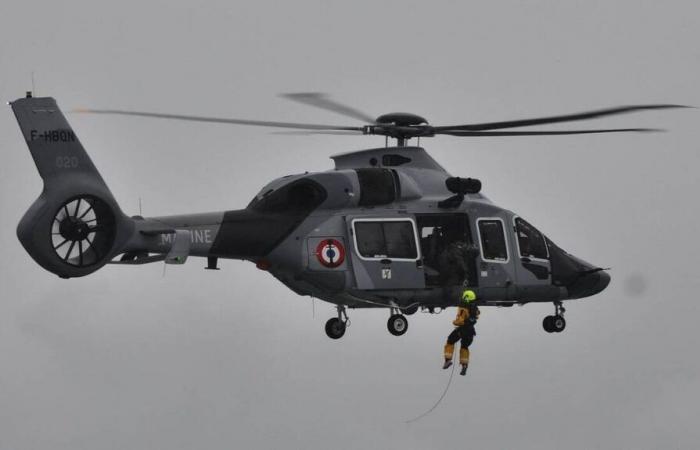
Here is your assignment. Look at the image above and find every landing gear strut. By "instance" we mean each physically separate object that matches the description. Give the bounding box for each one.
[387,307,409,336]
[325,305,349,339]
[543,302,566,333]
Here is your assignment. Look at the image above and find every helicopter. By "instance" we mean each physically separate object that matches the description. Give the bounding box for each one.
[9,92,683,339]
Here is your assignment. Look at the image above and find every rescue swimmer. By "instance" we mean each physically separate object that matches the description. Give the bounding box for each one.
[443,289,480,376]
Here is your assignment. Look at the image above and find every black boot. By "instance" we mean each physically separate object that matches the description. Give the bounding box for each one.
[442,359,453,370]
[460,364,468,376]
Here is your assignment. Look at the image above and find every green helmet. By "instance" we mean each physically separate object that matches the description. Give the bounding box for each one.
[462,289,477,304]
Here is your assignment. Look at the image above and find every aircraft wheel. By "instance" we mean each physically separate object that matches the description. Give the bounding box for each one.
[552,315,566,333]
[387,314,409,336]
[325,317,346,339]
[542,316,555,333]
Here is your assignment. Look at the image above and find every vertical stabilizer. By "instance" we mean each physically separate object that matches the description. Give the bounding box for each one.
[10,94,132,278]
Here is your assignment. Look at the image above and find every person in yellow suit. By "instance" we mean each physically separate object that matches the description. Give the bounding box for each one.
[443,289,480,376]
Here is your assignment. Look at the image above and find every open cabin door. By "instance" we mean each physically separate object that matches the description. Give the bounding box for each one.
[347,216,425,290]
[415,213,476,287]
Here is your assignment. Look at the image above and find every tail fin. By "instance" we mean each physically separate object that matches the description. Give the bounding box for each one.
[10,94,133,278]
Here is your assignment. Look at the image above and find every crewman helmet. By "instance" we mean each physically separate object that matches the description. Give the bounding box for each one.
[462,289,477,304]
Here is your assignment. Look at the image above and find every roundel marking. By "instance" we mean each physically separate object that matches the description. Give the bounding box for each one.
[316,239,345,268]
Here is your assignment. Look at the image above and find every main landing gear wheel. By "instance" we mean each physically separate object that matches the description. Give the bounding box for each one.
[387,314,408,336]
[325,305,349,339]
[543,302,567,333]
[543,316,554,332]
[325,318,346,339]
[551,315,566,332]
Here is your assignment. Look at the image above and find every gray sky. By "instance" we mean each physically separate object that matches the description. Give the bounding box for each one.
[1,1,699,449]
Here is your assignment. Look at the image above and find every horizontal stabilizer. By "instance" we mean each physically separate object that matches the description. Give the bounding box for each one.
[109,254,166,265]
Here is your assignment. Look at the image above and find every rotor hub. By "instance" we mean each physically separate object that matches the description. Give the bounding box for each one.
[364,113,434,142]
[59,216,90,241]
[375,113,428,127]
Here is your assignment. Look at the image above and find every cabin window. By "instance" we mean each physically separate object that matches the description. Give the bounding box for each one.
[477,218,508,262]
[355,168,398,206]
[515,218,548,259]
[353,219,418,260]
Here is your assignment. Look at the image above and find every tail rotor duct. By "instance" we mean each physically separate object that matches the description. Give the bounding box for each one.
[51,195,116,268]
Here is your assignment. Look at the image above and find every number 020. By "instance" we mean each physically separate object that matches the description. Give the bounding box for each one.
[56,156,79,168]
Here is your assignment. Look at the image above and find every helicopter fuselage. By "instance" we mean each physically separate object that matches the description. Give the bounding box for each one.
[133,146,610,310]
[11,95,629,336]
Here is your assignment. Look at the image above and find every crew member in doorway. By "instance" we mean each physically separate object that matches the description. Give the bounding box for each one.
[437,238,471,286]
[437,235,478,305]
[443,289,480,376]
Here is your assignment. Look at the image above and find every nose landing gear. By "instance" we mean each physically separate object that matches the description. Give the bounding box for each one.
[543,302,566,333]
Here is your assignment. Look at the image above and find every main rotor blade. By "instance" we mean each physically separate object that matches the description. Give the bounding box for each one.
[435,104,688,132]
[437,128,662,137]
[71,109,363,131]
[271,130,364,136]
[279,92,377,123]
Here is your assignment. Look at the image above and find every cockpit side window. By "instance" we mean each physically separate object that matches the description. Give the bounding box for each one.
[477,218,508,262]
[515,218,548,259]
[248,179,327,214]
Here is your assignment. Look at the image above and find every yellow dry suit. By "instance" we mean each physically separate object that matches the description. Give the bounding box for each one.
[444,290,480,369]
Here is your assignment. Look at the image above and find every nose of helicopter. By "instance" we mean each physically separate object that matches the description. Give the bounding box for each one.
[545,239,611,300]
[567,268,611,299]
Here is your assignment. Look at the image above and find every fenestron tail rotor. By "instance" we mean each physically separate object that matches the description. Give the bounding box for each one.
[72,94,688,146]
[51,196,116,267]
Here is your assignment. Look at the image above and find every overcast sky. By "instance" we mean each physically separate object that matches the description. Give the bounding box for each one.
[1,1,699,449]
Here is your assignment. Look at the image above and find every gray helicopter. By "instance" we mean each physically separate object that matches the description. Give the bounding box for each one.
[10,92,683,339]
